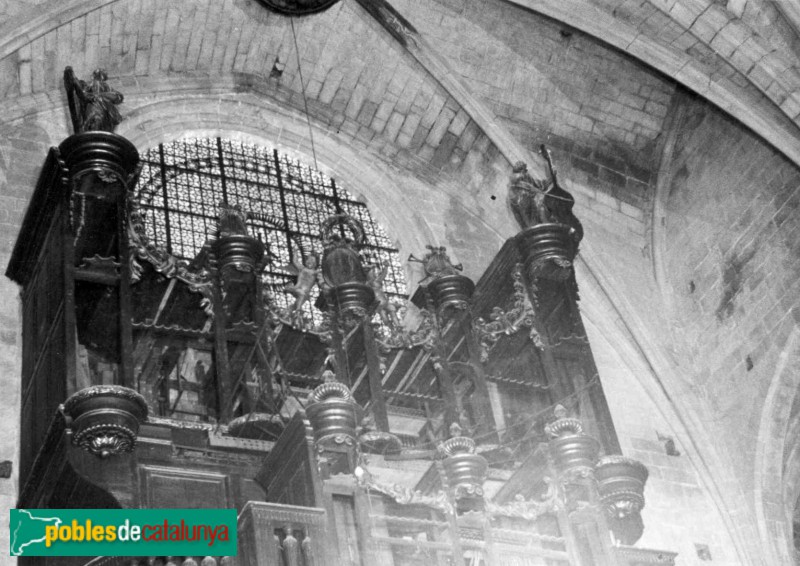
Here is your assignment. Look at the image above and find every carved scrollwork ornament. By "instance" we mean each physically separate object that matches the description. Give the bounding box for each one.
[267,297,333,339]
[602,489,645,518]
[484,482,559,520]
[360,479,454,515]
[127,201,215,316]
[328,294,371,330]
[557,466,597,486]
[473,264,543,362]
[358,430,402,455]
[70,425,137,458]
[373,306,438,351]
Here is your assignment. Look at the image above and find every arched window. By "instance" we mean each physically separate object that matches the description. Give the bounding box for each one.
[133,136,407,321]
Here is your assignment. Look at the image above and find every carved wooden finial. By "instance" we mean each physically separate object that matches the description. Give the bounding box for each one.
[218,201,249,237]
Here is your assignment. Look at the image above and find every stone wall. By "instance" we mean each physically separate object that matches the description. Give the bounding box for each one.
[0,115,62,561]
[395,0,676,211]
[584,308,740,565]
[663,91,800,563]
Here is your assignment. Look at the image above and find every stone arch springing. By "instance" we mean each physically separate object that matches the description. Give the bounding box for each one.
[755,327,800,565]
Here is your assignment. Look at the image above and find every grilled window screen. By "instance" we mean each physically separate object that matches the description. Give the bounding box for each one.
[134,137,406,319]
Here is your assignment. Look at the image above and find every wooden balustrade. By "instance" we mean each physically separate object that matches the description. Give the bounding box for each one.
[82,502,330,566]
[81,499,675,566]
[85,556,232,566]
[236,501,329,566]
[365,507,571,566]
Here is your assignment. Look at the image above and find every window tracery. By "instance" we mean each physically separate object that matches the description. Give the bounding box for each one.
[133,136,407,323]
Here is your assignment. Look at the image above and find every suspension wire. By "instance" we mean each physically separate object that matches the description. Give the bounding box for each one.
[290,17,319,170]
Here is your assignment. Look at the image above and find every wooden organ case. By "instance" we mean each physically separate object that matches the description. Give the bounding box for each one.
[7,73,675,566]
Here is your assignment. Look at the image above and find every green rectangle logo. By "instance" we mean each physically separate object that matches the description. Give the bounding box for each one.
[10,509,237,557]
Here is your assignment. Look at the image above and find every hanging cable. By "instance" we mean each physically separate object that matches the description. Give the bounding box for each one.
[290,17,319,170]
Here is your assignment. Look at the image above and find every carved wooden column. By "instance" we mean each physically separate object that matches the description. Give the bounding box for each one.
[409,245,477,432]
[362,323,390,432]
[507,148,620,450]
[8,67,140,484]
[207,203,267,422]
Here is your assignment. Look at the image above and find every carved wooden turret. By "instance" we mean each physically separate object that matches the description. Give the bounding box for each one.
[318,213,376,327]
[509,146,583,282]
[7,67,141,485]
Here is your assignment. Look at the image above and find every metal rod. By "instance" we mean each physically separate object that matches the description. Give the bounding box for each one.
[290,17,319,170]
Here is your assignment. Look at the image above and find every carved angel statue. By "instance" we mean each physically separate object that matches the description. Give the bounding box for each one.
[507,146,584,246]
[64,67,124,133]
[508,161,551,228]
[449,421,464,438]
[366,262,399,327]
[408,245,462,281]
[283,252,322,322]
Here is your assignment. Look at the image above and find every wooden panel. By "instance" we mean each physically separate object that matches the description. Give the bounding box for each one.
[7,148,68,286]
[19,207,70,482]
[256,413,322,508]
[332,494,362,566]
[139,465,231,509]
[551,351,620,454]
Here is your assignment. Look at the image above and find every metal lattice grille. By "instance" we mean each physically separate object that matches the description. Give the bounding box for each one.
[134,137,406,319]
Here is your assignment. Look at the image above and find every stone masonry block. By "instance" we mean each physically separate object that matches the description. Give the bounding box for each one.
[409,124,430,151]
[345,84,368,120]
[669,0,704,28]
[398,113,422,141]
[384,112,406,142]
[318,70,344,105]
[456,120,480,153]
[418,92,447,131]
[448,107,470,137]
[357,100,379,127]
[699,4,731,34]
[425,106,456,147]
